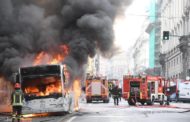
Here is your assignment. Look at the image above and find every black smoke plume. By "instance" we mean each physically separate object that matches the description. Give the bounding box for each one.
[0,0,132,81]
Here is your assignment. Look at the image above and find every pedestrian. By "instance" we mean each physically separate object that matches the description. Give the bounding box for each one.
[112,86,120,105]
[11,83,24,122]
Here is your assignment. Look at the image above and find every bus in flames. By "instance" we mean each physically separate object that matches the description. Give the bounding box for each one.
[16,65,74,114]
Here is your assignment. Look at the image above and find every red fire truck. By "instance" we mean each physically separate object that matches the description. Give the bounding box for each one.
[85,76,109,103]
[123,75,167,105]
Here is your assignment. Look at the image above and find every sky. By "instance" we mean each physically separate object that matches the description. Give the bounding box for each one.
[114,0,151,52]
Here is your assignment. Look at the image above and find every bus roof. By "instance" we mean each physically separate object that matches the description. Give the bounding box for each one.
[20,65,61,77]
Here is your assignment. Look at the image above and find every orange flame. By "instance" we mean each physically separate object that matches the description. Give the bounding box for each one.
[22,113,50,118]
[49,54,64,64]
[25,81,62,97]
[73,80,81,111]
[33,44,69,65]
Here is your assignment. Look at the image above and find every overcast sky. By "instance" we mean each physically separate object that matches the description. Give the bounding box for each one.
[114,0,150,51]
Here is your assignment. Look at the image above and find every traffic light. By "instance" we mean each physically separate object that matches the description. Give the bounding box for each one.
[163,31,169,40]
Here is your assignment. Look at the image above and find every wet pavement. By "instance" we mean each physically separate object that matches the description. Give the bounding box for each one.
[0,99,190,122]
[63,99,190,122]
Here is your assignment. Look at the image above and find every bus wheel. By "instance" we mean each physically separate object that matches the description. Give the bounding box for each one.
[140,101,145,105]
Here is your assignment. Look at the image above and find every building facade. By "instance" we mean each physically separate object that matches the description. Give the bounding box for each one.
[133,22,149,75]
[160,0,190,79]
[106,52,129,81]
[146,0,162,75]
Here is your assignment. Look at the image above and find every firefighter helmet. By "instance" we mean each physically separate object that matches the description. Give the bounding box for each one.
[14,83,21,89]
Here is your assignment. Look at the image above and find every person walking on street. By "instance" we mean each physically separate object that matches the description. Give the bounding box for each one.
[12,83,24,122]
[112,86,120,105]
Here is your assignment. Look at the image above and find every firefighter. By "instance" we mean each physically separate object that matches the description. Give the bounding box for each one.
[118,88,122,101]
[166,88,170,105]
[112,86,120,105]
[11,83,24,122]
[176,90,179,102]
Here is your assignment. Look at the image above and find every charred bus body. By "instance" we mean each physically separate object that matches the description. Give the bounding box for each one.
[16,65,73,114]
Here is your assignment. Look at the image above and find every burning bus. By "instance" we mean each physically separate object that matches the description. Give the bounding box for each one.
[16,65,74,114]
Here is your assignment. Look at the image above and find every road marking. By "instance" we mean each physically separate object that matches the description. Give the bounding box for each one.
[86,115,129,118]
[67,116,76,122]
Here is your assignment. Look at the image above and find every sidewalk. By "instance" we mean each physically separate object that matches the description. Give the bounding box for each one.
[170,102,190,109]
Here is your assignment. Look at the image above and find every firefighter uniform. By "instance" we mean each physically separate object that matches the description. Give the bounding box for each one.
[12,83,24,122]
[166,88,170,105]
[112,86,120,105]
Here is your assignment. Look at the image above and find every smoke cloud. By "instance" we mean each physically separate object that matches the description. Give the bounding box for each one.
[0,0,132,81]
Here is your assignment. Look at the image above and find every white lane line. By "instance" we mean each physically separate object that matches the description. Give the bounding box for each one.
[67,116,77,122]
[86,115,128,118]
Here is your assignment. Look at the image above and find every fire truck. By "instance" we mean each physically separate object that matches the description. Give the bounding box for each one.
[85,76,109,103]
[16,65,74,114]
[123,75,167,105]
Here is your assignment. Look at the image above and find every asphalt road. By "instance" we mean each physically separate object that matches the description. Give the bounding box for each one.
[62,99,190,122]
[1,99,190,122]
